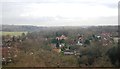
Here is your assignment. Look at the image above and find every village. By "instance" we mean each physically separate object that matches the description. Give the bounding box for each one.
[1,26,120,67]
[50,33,117,54]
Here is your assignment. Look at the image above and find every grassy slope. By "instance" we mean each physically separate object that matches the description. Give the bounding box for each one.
[0,32,28,36]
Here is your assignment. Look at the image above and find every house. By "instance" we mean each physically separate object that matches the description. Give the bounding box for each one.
[77,41,83,46]
[55,35,67,48]
[96,36,101,39]
[101,32,111,36]
[74,51,81,56]
[2,47,13,64]
[59,35,67,40]
[101,32,111,38]
[59,43,65,48]
[64,50,74,55]
[113,37,120,43]
[76,35,84,46]
[56,35,67,40]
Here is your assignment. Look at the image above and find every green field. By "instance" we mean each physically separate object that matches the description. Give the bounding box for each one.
[0,31,28,36]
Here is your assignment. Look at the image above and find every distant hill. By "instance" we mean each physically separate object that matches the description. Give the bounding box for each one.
[1,25,118,33]
[1,25,47,32]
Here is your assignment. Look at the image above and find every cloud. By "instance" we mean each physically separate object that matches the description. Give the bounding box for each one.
[1,0,118,26]
[19,3,117,18]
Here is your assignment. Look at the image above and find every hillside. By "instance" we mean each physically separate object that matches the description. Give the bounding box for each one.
[1,25,47,32]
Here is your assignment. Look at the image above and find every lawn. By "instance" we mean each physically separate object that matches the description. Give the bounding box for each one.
[0,31,28,36]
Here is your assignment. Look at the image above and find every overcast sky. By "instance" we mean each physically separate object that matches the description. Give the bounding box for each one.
[1,0,119,26]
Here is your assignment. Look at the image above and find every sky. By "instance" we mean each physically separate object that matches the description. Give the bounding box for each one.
[0,0,119,26]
